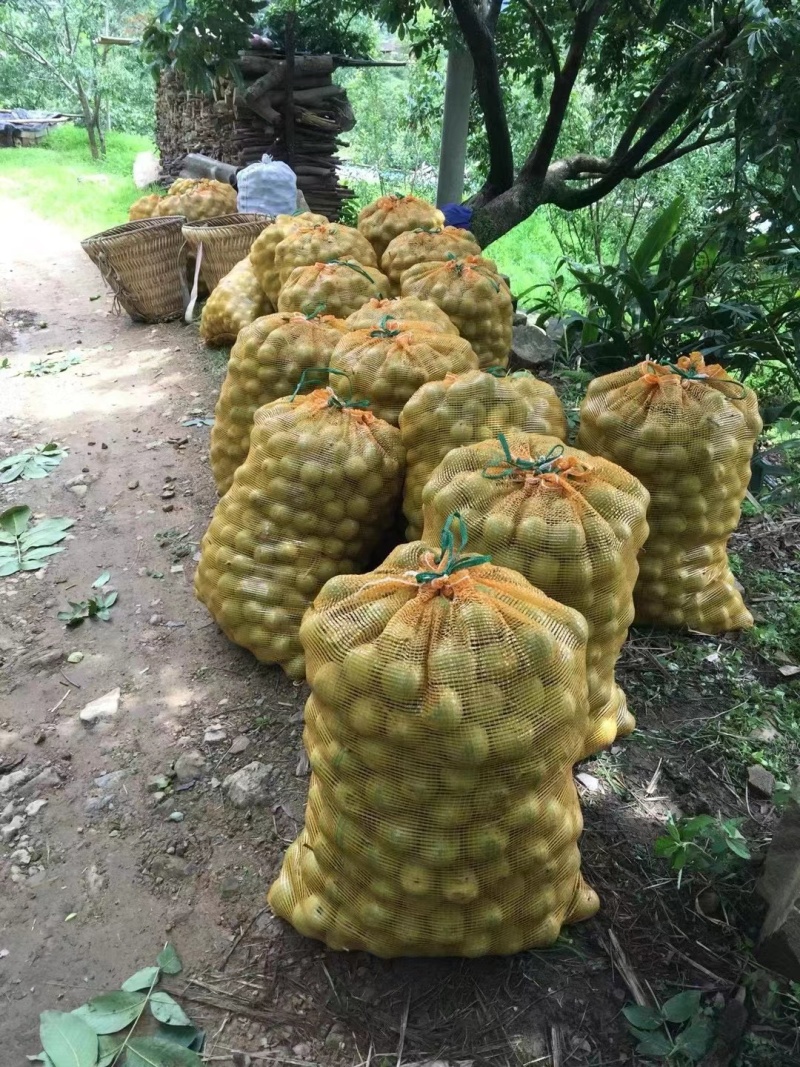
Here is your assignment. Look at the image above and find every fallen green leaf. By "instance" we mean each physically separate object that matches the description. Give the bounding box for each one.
[92,572,111,588]
[125,1037,201,1066]
[96,1034,125,1067]
[82,990,147,1034]
[121,966,160,993]
[0,507,74,577]
[0,443,67,484]
[155,1025,204,1051]
[156,943,182,975]
[149,992,191,1028]
[40,1010,98,1067]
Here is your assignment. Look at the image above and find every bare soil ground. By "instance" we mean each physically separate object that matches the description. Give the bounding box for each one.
[1,200,798,1067]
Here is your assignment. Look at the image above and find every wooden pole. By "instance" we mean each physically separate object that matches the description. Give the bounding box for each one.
[284,10,296,165]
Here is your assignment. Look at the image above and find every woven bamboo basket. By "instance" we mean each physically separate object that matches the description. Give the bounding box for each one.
[182,214,273,292]
[81,217,187,323]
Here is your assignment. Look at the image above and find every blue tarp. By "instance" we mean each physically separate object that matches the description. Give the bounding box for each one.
[0,109,70,138]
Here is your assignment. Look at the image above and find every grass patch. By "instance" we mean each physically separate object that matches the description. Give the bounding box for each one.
[0,126,153,236]
[484,211,564,301]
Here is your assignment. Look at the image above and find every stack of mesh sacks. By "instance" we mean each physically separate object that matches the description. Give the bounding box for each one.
[194,385,404,680]
[577,353,761,632]
[128,178,237,222]
[210,311,348,495]
[400,369,569,539]
[269,518,599,956]
[421,435,650,755]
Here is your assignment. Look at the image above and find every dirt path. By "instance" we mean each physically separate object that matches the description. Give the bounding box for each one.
[0,202,312,1060]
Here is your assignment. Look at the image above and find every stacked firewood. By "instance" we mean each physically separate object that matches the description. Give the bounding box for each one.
[155,48,355,220]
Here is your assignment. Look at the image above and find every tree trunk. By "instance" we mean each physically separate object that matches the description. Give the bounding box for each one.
[75,78,99,160]
[470,180,546,247]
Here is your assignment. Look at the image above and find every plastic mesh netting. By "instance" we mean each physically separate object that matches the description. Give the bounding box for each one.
[382,227,482,293]
[194,388,404,680]
[577,354,761,632]
[421,436,650,755]
[345,297,458,336]
[210,311,348,495]
[400,257,513,369]
[277,261,391,320]
[275,223,378,287]
[199,258,272,347]
[400,370,568,540]
[329,324,480,426]
[268,523,598,956]
[357,195,445,261]
[250,213,328,304]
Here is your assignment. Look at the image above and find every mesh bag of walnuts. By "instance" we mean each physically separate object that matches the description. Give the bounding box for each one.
[210,311,348,495]
[329,321,480,426]
[277,260,390,319]
[345,297,458,335]
[577,353,761,632]
[399,369,568,539]
[357,194,445,261]
[199,258,272,347]
[250,212,328,304]
[401,256,513,369]
[194,385,404,680]
[381,227,482,293]
[128,194,160,221]
[275,223,377,288]
[421,436,650,756]
[268,517,598,957]
[179,179,237,221]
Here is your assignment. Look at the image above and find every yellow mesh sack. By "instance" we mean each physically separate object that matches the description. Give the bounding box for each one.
[199,258,272,347]
[357,195,446,261]
[179,179,237,221]
[345,297,458,335]
[400,370,569,540]
[168,178,197,196]
[275,223,378,287]
[210,311,348,496]
[268,520,598,957]
[421,437,650,756]
[250,212,328,304]
[577,354,761,633]
[194,387,404,680]
[153,194,183,217]
[128,194,160,221]
[382,227,482,293]
[277,260,391,319]
[400,256,513,370]
[329,323,480,427]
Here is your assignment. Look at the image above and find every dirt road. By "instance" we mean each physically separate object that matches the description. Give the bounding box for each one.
[0,201,316,1060]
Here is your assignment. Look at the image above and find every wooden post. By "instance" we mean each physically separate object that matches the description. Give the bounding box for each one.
[284,10,296,165]
[436,44,474,207]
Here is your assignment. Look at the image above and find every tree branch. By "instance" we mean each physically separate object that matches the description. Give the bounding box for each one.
[519,0,560,78]
[521,0,610,185]
[450,0,515,198]
[611,24,729,163]
[631,129,734,176]
[0,28,78,97]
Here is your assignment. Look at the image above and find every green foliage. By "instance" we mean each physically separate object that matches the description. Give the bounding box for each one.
[654,814,751,888]
[24,354,82,376]
[142,0,261,91]
[57,571,119,627]
[31,944,201,1067]
[0,1,156,152]
[260,1,377,56]
[0,443,67,484]
[0,506,74,577]
[623,991,715,1063]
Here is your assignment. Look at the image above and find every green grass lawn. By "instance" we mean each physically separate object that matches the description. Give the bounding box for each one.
[484,211,564,301]
[0,126,153,237]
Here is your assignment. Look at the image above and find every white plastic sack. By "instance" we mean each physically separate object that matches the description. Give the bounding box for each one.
[237,154,297,216]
